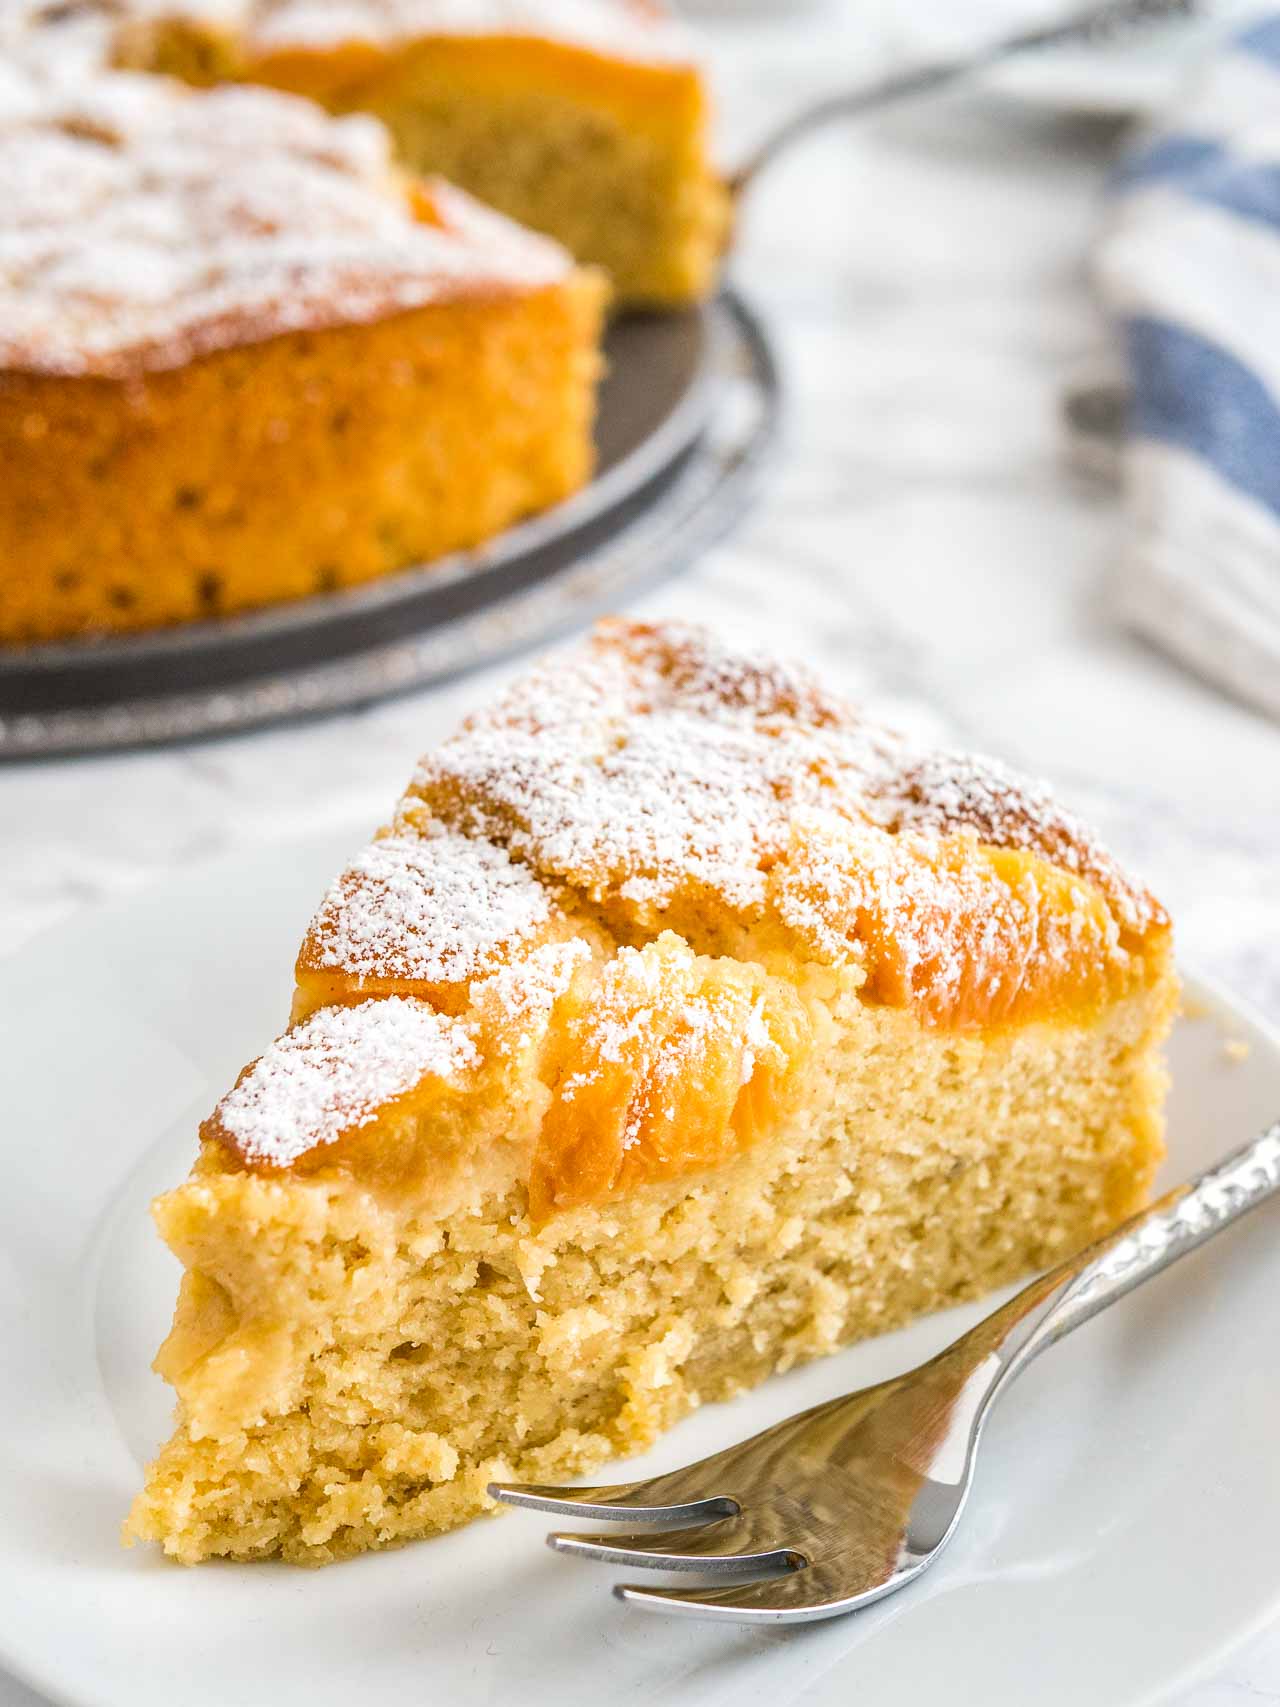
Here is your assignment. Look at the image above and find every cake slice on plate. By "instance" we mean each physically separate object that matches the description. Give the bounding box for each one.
[115,0,730,305]
[0,60,605,643]
[127,619,1178,1564]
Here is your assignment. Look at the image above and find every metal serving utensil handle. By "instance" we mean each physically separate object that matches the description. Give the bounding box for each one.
[728,0,1196,196]
[992,1117,1280,1389]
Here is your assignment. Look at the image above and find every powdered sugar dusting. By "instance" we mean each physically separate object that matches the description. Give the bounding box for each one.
[414,619,902,916]
[0,61,570,376]
[216,620,1165,1170]
[413,619,1161,942]
[610,982,774,1148]
[129,0,695,64]
[556,938,784,1136]
[210,996,479,1166]
[738,993,771,1084]
[470,937,590,1056]
[0,0,118,81]
[774,810,1125,1024]
[872,749,1152,933]
[302,827,553,983]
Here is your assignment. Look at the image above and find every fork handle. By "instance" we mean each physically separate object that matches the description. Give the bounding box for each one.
[995,1117,1280,1387]
[727,0,1194,196]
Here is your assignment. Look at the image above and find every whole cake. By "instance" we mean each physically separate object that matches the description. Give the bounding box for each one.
[0,61,605,644]
[115,0,729,305]
[126,618,1178,1565]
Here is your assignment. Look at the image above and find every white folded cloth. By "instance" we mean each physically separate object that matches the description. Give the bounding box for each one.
[1096,16,1280,723]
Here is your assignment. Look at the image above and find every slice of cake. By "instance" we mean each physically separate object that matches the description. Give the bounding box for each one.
[0,61,605,644]
[126,618,1178,1565]
[115,0,730,306]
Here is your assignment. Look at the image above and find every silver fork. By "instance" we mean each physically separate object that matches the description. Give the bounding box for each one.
[728,0,1200,195]
[491,1116,1280,1624]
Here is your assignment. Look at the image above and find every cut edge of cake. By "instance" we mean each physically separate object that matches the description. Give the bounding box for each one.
[113,0,731,304]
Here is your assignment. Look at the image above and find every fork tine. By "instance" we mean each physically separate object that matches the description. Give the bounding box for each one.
[548,1518,804,1576]
[487,1479,738,1527]
[614,1567,863,1624]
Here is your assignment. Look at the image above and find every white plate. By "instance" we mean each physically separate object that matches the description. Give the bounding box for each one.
[2,827,1279,1707]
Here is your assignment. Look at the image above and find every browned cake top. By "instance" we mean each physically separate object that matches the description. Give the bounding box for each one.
[410,617,1161,936]
[0,60,573,377]
[211,997,479,1164]
[123,0,692,62]
[303,829,555,985]
[208,621,1171,1191]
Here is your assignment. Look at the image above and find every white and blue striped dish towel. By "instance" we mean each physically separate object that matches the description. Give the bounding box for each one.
[1096,16,1280,723]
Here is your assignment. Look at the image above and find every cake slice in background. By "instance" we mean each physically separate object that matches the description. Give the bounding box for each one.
[126,618,1178,1565]
[0,62,606,644]
[115,0,730,305]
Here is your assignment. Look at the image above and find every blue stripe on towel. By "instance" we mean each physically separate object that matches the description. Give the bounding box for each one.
[1113,135,1224,191]
[1235,17,1280,64]
[1114,136,1280,234]
[1187,162,1280,231]
[1127,316,1280,517]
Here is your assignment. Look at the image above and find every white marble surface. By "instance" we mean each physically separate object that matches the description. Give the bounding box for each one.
[4,4,1280,1702]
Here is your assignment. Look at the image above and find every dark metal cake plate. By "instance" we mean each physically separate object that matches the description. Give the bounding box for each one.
[0,289,779,760]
